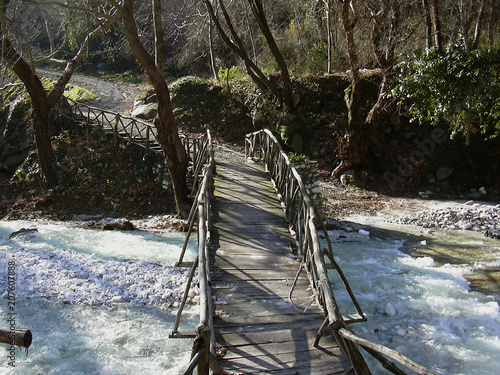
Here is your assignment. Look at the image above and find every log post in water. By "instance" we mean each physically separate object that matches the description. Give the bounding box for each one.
[0,327,32,348]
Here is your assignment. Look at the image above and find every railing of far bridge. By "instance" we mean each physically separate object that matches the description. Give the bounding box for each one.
[65,98,207,169]
[245,129,437,375]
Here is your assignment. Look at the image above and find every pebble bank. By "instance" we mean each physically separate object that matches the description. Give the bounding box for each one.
[396,202,500,237]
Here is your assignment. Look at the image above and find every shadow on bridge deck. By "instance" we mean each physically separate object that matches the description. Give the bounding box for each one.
[210,160,353,374]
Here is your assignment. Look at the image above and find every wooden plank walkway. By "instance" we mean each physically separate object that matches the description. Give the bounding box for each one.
[210,160,352,374]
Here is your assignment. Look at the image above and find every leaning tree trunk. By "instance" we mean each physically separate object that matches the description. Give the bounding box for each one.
[121,0,190,218]
[1,37,58,185]
[248,0,293,107]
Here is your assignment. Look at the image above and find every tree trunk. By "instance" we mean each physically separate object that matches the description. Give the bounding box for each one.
[247,0,293,107]
[459,0,470,53]
[152,0,165,77]
[325,0,333,74]
[366,0,399,128]
[208,18,218,80]
[429,0,442,51]
[121,0,190,218]
[422,0,433,49]
[1,37,58,185]
[339,0,361,128]
[332,0,362,178]
[487,0,494,52]
[473,1,485,48]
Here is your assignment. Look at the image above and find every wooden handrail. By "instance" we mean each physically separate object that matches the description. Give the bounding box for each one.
[245,129,364,317]
[170,128,217,375]
[63,98,205,163]
[245,129,437,375]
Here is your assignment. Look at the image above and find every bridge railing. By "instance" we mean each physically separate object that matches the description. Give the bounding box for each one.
[169,128,218,375]
[66,98,160,152]
[66,99,205,167]
[245,129,436,375]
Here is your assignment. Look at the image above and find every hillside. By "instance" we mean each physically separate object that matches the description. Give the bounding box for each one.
[1,73,499,220]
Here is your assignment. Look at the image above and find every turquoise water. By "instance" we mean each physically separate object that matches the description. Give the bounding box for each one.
[328,232,500,375]
[0,219,198,374]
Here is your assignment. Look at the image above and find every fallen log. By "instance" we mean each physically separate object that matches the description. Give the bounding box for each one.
[0,327,32,348]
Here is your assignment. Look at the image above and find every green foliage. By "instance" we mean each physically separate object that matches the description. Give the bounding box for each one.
[14,161,39,184]
[308,42,328,74]
[391,43,500,141]
[170,76,253,141]
[218,66,241,82]
[98,71,145,86]
[288,152,309,164]
[41,78,96,102]
[52,130,72,147]
[1,83,25,109]
[1,77,95,105]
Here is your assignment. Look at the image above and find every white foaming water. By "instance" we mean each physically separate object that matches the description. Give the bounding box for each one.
[0,219,196,264]
[328,233,500,375]
[0,219,198,374]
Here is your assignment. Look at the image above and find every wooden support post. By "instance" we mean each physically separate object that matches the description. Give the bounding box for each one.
[197,325,211,375]
[114,114,120,147]
[0,328,32,348]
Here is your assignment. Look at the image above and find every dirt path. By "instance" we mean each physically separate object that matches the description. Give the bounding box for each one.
[39,69,142,112]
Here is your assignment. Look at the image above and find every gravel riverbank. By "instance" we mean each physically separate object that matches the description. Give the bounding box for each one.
[395,202,500,237]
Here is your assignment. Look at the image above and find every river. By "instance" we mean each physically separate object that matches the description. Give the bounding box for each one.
[328,228,500,375]
[0,219,198,374]
[1,219,499,374]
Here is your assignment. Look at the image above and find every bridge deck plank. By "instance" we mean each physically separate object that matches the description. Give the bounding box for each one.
[211,161,351,374]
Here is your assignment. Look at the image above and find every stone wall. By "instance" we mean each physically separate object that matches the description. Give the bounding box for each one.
[291,160,323,218]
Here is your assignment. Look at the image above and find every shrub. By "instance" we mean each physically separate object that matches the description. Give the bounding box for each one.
[391,43,500,143]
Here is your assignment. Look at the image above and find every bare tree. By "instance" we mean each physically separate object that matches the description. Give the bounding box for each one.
[203,0,293,107]
[203,0,278,95]
[365,0,400,127]
[0,0,115,186]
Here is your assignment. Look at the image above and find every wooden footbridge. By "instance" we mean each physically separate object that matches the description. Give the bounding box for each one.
[65,101,435,375]
[171,129,436,375]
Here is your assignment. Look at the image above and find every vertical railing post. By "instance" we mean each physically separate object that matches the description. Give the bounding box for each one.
[114,114,120,147]
[196,325,210,375]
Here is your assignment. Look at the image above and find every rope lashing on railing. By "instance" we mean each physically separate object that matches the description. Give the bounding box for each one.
[245,129,437,375]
